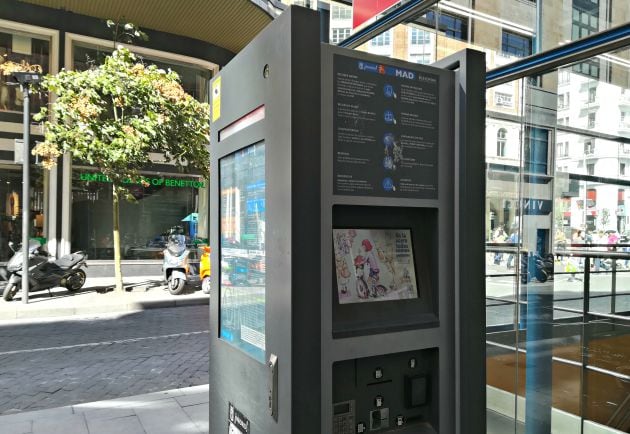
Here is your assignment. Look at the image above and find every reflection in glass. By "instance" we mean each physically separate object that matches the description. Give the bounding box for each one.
[71,169,206,260]
[219,143,266,363]
[0,30,50,113]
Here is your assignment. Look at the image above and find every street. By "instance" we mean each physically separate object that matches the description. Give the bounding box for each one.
[0,305,209,415]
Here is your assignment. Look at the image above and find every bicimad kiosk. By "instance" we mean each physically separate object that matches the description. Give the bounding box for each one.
[209,7,486,434]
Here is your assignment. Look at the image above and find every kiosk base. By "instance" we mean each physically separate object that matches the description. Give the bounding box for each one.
[333,348,438,433]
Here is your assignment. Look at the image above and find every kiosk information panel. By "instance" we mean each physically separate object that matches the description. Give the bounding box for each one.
[219,142,266,363]
[333,54,439,199]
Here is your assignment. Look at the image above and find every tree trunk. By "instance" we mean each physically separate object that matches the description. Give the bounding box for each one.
[112,184,124,292]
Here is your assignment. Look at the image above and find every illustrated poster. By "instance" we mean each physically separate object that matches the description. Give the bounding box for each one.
[333,229,418,304]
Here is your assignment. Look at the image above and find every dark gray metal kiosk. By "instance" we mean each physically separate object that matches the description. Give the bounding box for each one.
[209,7,486,434]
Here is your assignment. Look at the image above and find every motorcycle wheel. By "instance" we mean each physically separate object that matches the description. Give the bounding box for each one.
[2,283,17,302]
[65,270,86,292]
[168,276,185,295]
[202,277,211,294]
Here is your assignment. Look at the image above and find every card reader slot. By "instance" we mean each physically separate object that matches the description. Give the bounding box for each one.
[366,379,393,387]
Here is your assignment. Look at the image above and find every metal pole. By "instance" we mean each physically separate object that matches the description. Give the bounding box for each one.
[21,84,30,304]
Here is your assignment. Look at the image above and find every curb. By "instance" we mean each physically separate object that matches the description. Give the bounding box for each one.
[0,296,209,320]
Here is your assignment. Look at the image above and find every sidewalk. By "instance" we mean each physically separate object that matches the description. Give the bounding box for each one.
[0,384,209,434]
[0,276,209,320]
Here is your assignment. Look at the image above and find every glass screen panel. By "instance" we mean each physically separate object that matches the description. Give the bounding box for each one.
[219,143,266,362]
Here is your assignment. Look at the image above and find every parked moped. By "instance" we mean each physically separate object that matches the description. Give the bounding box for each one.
[3,240,88,301]
[162,227,199,295]
[200,246,211,294]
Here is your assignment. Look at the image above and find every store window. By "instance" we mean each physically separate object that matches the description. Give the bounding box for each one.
[0,30,50,113]
[71,169,208,260]
[67,40,212,261]
[72,43,210,102]
[0,165,45,262]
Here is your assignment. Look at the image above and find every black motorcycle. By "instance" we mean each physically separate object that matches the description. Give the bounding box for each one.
[2,240,88,302]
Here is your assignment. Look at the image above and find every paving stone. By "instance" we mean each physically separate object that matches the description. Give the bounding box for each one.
[134,399,201,434]
[0,420,32,434]
[181,402,209,433]
[32,413,88,434]
[0,306,209,414]
[86,415,146,434]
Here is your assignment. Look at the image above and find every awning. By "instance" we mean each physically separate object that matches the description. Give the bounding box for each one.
[18,0,275,53]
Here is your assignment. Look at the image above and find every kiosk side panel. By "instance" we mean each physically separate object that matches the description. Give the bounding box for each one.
[209,8,321,434]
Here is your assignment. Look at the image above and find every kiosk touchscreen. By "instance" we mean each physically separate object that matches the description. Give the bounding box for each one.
[209,7,485,434]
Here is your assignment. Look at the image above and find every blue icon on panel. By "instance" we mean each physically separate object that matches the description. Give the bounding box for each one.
[384,110,396,125]
[383,156,394,170]
[383,133,395,148]
[382,177,395,192]
[384,84,396,99]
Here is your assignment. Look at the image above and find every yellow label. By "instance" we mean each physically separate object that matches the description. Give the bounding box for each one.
[212,76,221,122]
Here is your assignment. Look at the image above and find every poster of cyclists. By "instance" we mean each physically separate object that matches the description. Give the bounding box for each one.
[333,228,419,304]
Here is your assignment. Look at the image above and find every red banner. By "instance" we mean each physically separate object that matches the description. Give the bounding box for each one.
[353,0,399,29]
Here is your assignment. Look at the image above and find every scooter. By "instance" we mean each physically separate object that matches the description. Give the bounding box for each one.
[3,240,88,301]
[162,228,198,295]
[200,246,211,294]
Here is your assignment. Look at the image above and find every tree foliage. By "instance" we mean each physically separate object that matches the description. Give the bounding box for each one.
[33,47,210,186]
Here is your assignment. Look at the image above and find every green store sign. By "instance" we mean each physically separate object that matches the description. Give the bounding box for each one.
[79,172,206,188]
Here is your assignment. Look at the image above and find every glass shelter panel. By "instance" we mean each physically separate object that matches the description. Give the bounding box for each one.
[219,143,266,363]
[485,46,630,434]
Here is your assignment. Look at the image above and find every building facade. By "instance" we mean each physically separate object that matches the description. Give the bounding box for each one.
[0,0,275,276]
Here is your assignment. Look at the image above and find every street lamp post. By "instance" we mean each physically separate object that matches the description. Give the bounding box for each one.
[12,72,41,304]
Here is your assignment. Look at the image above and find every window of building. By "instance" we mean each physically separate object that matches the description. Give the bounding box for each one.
[588,87,596,102]
[68,41,212,260]
[497,128,507,157]
[558,69,571,84]
[71,169,208,259]
[73,44,211,102]
[331,28,351,44]
[587,163,595,175]
[584,140,595,154]
[558,93,570,109]
[0,165,45,262]
[410,27,431,45]
[621,163,626,176]
[501,30,532,58]
[495,92,513,108]
[571,0,600,78]
[557,142,570,157]
[331,4,352,20]
[524,127,549,174]
[588,112,596,128]
[0,30,51,113]
[421,11,468,41]
[409,53,431,64]
[370,30,391,46]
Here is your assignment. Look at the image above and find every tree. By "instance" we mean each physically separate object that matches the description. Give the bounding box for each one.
[32,47,210,292]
